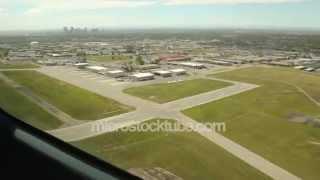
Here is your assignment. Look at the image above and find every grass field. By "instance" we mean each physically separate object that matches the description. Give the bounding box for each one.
[230,67,320,102]
[124,79,232,103]
[183,67,320,180]
[0,78,62,130]
[72,119,270,180]
[0,48,8,58]
[3,70,133,120]
[0,62,39,69]
[88,55,133,62]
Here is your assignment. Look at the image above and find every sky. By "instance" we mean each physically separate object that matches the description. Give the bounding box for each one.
[0,0,319,31]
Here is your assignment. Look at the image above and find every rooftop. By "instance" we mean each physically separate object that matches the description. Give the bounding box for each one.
[87,66,107,71]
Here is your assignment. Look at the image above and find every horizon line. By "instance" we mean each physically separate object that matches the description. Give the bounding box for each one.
[1,26,320,33]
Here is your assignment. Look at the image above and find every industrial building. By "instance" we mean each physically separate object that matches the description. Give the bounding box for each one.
[86,66,107,73]
[131,73,154,81]
[159,55,191,62]
[210,60,233,66]
[153,70,172,77]
[178,62,206,69]
[107,70,126,78]
[138,64,160,70]
[170,69,187,75]
[74,63,89,69]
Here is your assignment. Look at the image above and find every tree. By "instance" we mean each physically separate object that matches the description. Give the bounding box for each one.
[135,55,144,65]
[76,52,87,62]
[3,50,8,57]
[155,58,161,64]
[125,45,135,53]
[122,61,135,72]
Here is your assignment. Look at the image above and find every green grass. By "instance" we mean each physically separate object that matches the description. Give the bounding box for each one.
[230,66,320,102]
[124,79,232,103]
[88,55,133,62]
[72,119,270,180]
[0,78,62,130]
[183,67,320,180]
[0,48,8,58]
[0,62,39,69]
[3,71,133,120]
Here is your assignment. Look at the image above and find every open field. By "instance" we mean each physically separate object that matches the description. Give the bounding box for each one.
[87,55,133,62]
[0,48,8,58]
[124,79,232,103]
[3,70,133,120]
[233,66,320,102]
[183,67,320,180]
[72,119,270,180]
[0,78,62,130]
[0,62,39,69]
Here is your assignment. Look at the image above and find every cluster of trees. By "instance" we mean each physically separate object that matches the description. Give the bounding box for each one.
[135,55,144,65]
[76,52,87,61]
[121,55,145,72]
[122,61,135,72]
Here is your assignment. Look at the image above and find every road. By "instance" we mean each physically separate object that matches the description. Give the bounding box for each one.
[38,66,301,180]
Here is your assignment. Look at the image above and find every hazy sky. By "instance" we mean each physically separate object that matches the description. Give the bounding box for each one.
[0,0,319,30]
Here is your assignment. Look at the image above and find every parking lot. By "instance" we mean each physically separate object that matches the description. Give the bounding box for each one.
[57,67,130,87]
[42,63,229,89]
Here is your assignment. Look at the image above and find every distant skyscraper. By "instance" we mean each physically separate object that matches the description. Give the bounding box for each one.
[70,26,74,33]
[63,26,69,33]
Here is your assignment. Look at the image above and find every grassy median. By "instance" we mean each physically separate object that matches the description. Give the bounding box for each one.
[3,70,133,120]
[0,78,62,130]
[124,79,232,103]
[0,62,39,69]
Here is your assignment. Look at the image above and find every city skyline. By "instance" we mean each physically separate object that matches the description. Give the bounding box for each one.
[0,0,320,31]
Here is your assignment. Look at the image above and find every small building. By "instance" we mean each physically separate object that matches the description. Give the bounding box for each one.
[74,63,89,69]
[42,61,57,66]
[304,67,315,72]
[30,41,39,46]
[131,73,154,81]
[153,70,172,77]
[211,60,233,66]
[138,64,160,70]
[86,66,107,73]
[179,62,206,69]
[294,66,305,70]
[107,70,126,78]
[170,69,187,75]
[159,55,191,62]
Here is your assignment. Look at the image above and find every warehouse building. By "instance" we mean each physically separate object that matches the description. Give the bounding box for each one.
[131,73,154,81]
[86,66,107,73]
[170,69,187,75]
[153,70,172,77]
[74,63,89,69]
[178,62,206,69]
[159,55,191,62]
[211,60,233,66]
[138,64,160,70]
[107,70,126,78]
